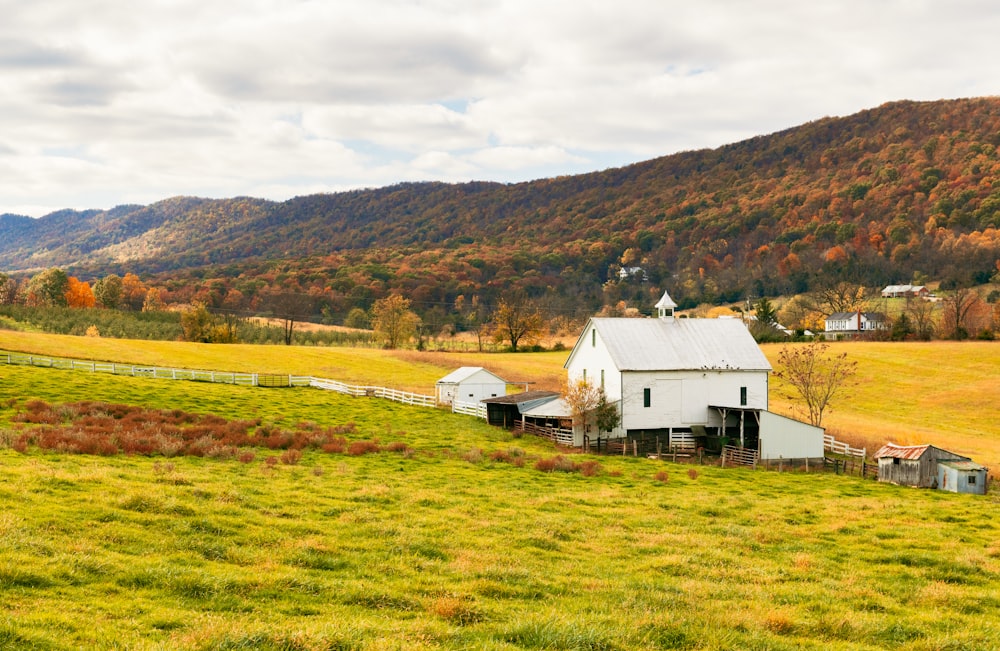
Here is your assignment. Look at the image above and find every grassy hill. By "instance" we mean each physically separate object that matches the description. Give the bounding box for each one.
[1,359,999,649]
[2,330,998,468]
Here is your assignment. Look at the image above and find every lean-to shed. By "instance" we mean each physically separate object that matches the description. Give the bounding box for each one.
[481,391,560,429]
[937,460,988,495]
[435,367,507,406]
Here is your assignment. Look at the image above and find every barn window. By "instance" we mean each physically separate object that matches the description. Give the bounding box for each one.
[740,386,747,406]
[643,388,651,408]
[600,369,605,388]
[968,475,977,485]
[582,369,587,382]
[892,458,900,465]
[592,329,596,347]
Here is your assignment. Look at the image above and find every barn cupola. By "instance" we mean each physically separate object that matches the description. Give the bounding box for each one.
[655,290,677,321]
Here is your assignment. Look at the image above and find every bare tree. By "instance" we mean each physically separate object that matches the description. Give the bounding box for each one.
[904,295,937,340]
[261,290,314,345]
[940,287,982,340]
[776,342,857,428]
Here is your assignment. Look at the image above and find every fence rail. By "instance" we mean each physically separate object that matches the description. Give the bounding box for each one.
[722,445,760,468]
[823,434,866,459]
[452,400,487,418]
[2,351,436,409]
[517,420,574,446]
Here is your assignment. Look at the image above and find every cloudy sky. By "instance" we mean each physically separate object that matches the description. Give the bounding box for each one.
[1,0,998,217]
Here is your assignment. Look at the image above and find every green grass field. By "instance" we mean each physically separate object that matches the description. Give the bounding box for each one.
[2,362,999,650]
[2,330,998,467]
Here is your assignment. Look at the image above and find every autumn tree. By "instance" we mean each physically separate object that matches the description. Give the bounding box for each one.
[808,281,870,317]
[142,287,165,312]
[65,277,96,308]
[371,294,420,349]
[492,292,544,352]
[121,273,147,311]
[93,274,124,309]
[776,342,857,428]
[0,273,19,305]
[25,268,69,307]
[180,303,215,343]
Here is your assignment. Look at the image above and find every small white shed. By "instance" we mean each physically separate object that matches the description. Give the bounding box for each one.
[435,367,507,406]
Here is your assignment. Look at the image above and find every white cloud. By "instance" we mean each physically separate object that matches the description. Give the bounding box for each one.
[1,0,1000,216]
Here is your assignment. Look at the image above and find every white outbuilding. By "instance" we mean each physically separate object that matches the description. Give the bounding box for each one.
[435,367,507,406]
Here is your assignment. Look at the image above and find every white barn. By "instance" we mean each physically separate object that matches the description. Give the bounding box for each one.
[435,367,507,406]
[563,291,823,460]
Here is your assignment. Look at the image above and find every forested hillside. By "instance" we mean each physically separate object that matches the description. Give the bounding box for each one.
[2,97,999,321]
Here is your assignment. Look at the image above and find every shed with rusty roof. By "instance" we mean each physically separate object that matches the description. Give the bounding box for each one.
[874,443,972,488]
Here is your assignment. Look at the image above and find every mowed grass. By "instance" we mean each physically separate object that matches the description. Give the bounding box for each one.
[2,364,1000,649]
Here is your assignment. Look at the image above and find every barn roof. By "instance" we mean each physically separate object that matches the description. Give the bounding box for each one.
[436,366,506,385]
[568,317,771,372]
[874,443,931,460]
[873,443,971,461]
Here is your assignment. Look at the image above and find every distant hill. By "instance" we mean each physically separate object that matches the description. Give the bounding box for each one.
[2,97,999,319]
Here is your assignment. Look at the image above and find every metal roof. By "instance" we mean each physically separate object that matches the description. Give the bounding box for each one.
[520,397,572,418]
[584,317,772,372]
[874,443,931,460]
[436,366,506,384]
[939,460,988,471]
[481,390,559,405]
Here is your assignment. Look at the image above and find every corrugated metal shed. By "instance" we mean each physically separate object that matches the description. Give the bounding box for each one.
[583,317,771,372]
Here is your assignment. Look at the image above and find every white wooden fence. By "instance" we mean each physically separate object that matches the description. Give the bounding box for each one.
[451,400,487,418]
[823,434,866,459]
[1,351,436,409]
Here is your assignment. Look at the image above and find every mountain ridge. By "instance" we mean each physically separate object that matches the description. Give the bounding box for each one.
[3,97,1000,314]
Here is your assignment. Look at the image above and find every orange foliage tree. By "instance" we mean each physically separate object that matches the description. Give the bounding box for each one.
[65,277,96,308]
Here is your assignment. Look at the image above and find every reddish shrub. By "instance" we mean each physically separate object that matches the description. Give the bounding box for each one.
[347,440,380,456]
[264,456,279,467]
[489,449,512,463]
[534,457,557,473]
[280,449,303,465]
[321,437,347,454]
[687,468,699,480]
[385,441,412,454]
[654,470,669,483]
[579,460,602,477]
[238,450,256,464]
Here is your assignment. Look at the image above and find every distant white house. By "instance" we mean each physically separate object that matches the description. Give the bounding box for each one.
[881,284,929,299]
[562,291,824,460]
[435,367,507,406]
[618,266,646,280]
[823,311,888,339]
